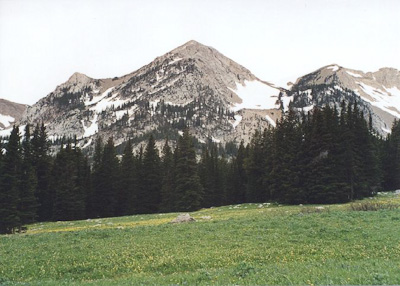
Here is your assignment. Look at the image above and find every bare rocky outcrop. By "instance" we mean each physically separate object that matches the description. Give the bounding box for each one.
[170,213,196,224]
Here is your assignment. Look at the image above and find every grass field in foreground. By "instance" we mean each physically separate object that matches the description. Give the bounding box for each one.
[1,193,400,285]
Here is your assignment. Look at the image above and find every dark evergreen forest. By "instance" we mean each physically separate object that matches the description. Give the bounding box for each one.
[1,103,400,234]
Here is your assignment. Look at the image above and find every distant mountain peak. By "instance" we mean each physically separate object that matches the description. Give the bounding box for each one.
[67,72,92,85]
[172,39,207,51]
[291,64,400,134]
[323,64,342,71]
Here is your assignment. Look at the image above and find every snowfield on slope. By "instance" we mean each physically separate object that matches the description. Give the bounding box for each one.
[0,114,15,128]
[229,80,280,111]
[357,82,400,118]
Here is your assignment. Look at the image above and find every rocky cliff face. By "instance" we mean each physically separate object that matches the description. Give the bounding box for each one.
[20,40,284,152]
[0,99,26,130]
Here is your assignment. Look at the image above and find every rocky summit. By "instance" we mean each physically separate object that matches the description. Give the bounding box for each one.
[10,41,400,154]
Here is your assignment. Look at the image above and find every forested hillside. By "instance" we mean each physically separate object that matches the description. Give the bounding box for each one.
[1,103,400,234]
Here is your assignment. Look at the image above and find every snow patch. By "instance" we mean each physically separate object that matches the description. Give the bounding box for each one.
[281,95,294,112]
[211,136,221,143]
[90,92,128,113]
[384,86,400,97]
[164,101,192,106]
[85,87,114,106]
[229,80,280,111]
[231,114,242,129]
[149,99,160,110]
[346,70,363,78]
[334,85,344,92]
[265,115,276,127]
[301,105,314,112]
[169,57,183,65]
[115,110,128,120]
[0,114,15,128]
[327,65,339,72]
[82,138,92,149]
[81,114,98,138]
[358,82,400,118]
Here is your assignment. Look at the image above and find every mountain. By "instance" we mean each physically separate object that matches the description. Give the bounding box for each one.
[0,99,27,131]
[16,42,400,153]
[20,40,284,152]
[288,64,400,133]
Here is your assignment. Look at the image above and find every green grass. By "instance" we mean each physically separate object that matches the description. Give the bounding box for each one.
[1,193,400,285]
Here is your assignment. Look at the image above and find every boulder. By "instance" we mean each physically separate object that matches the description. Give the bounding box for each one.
[170,213,196,224]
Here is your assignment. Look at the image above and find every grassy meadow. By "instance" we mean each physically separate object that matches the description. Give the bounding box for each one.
[1,193,400,285]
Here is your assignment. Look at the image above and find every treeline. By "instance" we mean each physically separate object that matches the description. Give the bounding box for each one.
[1,103,400,234]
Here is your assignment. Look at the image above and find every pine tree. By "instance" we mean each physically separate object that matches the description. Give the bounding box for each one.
[87,136,103,218]
[19,124,39,225]
[0,126,21,233]
[141,134,162,213]
[198,146,214,207]
[73,145,90,219]
[92,137,119,218]
[304,106,347,203]
[245,130,267,203]
[160,138,175,212]
[32,123,52,221]
[118,139,136,215]
[174,129,203,211]
[352,107,382,198]
[52,142,86,221]
[133,145,144,213]
[383,120,400,190]
[269,110,303,204]
[226,140,247,204]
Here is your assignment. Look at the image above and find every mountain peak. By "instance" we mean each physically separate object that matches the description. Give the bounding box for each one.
[176,39,205,49]
[322,64,342,72]
[183,39,202,46]
[67,72,92,85]
[170,39,212,56]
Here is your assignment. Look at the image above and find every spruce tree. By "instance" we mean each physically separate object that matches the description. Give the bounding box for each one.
[141,134,162,213]
[383,120,400,190]
[198,146,214,207]
[133,145,144,213]
[32,123,52,221]
[0,126,21,233]
[52,142,86,221]
[118,139,136,215]
[269,110,303,204]
[227,140,247,204]
[160,139,175,212]
[174,129,203,211]
[87,136,103,218]
[19,125,39,225]
[92,137,119,218]
[245,129,267,202]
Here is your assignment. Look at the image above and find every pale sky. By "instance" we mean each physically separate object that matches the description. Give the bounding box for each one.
[1,0,399,105]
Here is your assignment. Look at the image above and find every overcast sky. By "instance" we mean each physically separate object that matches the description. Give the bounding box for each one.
[1,0,399,105]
